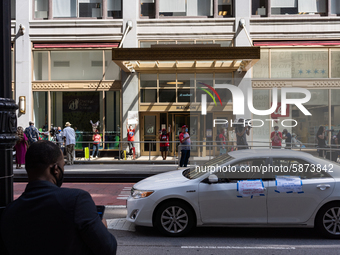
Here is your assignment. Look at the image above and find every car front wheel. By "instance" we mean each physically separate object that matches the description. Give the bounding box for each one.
[154,201,195,237]
[316,202,340,239]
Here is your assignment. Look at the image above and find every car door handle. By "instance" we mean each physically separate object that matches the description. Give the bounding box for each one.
[317,184,331,191]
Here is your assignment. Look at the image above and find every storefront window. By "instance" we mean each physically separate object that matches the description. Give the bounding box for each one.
[177,73,194,88]
[51,51,103,80]
[252,89,271,146]
[159,0,213,17]
[141,89,157,103]
[271,49,328,78]
[35,0,49,19]
[196,73,214,102]
[331,50,340,78]
[253,49,269,78]
[105,91,121,149]
[178,89,194,102]
[159,89,176,102]
[140,73,157,87]
[141,0,155,18]
[331,90,340,134]
[107,0,122,18]
[33,92,48,132]
[271,0,326,15]
[215,73,233,103]
[33,51,49,81]
[159,74,176,87]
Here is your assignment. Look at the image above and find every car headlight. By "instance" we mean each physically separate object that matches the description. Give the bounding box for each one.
[131,188,154,199]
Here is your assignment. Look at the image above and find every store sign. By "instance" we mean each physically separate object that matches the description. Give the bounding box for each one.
[176,106,196,110]
[63,93,99,113]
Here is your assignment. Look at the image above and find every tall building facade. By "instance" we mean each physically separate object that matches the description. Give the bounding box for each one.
[11,0,340,156]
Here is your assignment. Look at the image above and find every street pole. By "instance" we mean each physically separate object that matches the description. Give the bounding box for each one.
[0,0,17,216]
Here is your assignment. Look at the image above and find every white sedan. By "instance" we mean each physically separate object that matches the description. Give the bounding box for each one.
[126,149,340,238]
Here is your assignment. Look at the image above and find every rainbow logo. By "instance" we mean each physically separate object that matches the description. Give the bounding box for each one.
[198,82,223,106]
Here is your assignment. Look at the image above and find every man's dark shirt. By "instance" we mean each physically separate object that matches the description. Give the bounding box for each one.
[285,132,292,147]
[0,181,117,255]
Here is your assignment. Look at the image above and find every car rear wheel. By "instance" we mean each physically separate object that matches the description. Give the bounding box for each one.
[316,203,340,239]
[154,201,195,237]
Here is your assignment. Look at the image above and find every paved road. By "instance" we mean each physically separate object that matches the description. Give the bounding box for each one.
[104,207,340,255]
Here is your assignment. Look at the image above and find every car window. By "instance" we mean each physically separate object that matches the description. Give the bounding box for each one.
[272,158,332,179]
[213,158,268,183]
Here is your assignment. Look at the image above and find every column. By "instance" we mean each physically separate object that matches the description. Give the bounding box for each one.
[16,0,32,128]
[121,0,139,156]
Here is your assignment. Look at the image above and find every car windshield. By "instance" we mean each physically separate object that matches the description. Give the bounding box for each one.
[182,153,235,179]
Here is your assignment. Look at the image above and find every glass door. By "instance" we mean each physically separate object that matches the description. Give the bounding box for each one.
[141,113,159,156]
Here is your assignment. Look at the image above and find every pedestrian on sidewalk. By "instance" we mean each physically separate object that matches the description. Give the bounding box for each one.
[160,125,171,160]
[218,128,227,155]
[179,125,191,167]
[91,129,101,159]
[14,126,28,169]
[0,141,117,255]
[126,122,137,160]
[282,129,292,149]
[63,121,76,165]
[24,121,40,146]
[55,126,64,154]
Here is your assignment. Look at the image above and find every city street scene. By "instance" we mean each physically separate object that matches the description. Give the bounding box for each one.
[2,0,340,254]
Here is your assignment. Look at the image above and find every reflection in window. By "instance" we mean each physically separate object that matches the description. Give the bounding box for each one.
[177,73,194,88]
[35,0,49,19]
[107,0,122,18]
[141,0,155,18]
[53,0,77,17]
[141,89,157,103]
[140,41,157,48]
[218,0,233,17]
[53,0,103,18]
[252,0,267,16]
[159,0,213,17]
[104,50,120,80]
[271,0,326,15]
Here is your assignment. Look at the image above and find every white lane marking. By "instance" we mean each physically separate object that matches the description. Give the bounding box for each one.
[107,218,135,232]
[105,205,126,209]
[181,246,295,250]
[117,197,128,200]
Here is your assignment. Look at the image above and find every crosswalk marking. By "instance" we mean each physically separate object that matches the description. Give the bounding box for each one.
[117,186,132,200]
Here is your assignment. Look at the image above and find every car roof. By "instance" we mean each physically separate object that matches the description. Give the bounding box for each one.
[229,149,315,159]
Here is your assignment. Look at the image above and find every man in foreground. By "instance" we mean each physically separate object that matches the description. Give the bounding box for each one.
[0,141,117,255]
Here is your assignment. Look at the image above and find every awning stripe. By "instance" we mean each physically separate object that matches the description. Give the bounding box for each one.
[254,41,340,46]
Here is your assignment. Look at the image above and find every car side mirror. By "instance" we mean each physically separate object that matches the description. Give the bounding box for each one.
[208,174,218,184]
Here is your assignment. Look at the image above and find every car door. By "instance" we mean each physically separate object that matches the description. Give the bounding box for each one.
[267,157,335,224]
[198,158,270,224]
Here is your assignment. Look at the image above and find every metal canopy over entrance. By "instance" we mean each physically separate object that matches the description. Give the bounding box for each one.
[112,45,260,72]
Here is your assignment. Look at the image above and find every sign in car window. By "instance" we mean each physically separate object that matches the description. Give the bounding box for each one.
[237,179,265,198]
[275,176,303,194]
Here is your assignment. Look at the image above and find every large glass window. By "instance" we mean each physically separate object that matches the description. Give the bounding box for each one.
[51,51,104,80]
[53,0,77,17]
[141,89,157,102]
[33,51,49,81]
[159,74,176,87]
[35,0,49,19]
[104,50,120,80]
[140,73,157,87]
[159,0,213,17]
[271,49,328,78]
[331,90,340,134]
[271,0,326,15]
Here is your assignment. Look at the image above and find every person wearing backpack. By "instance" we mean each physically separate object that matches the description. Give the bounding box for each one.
[160,125,171,160]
